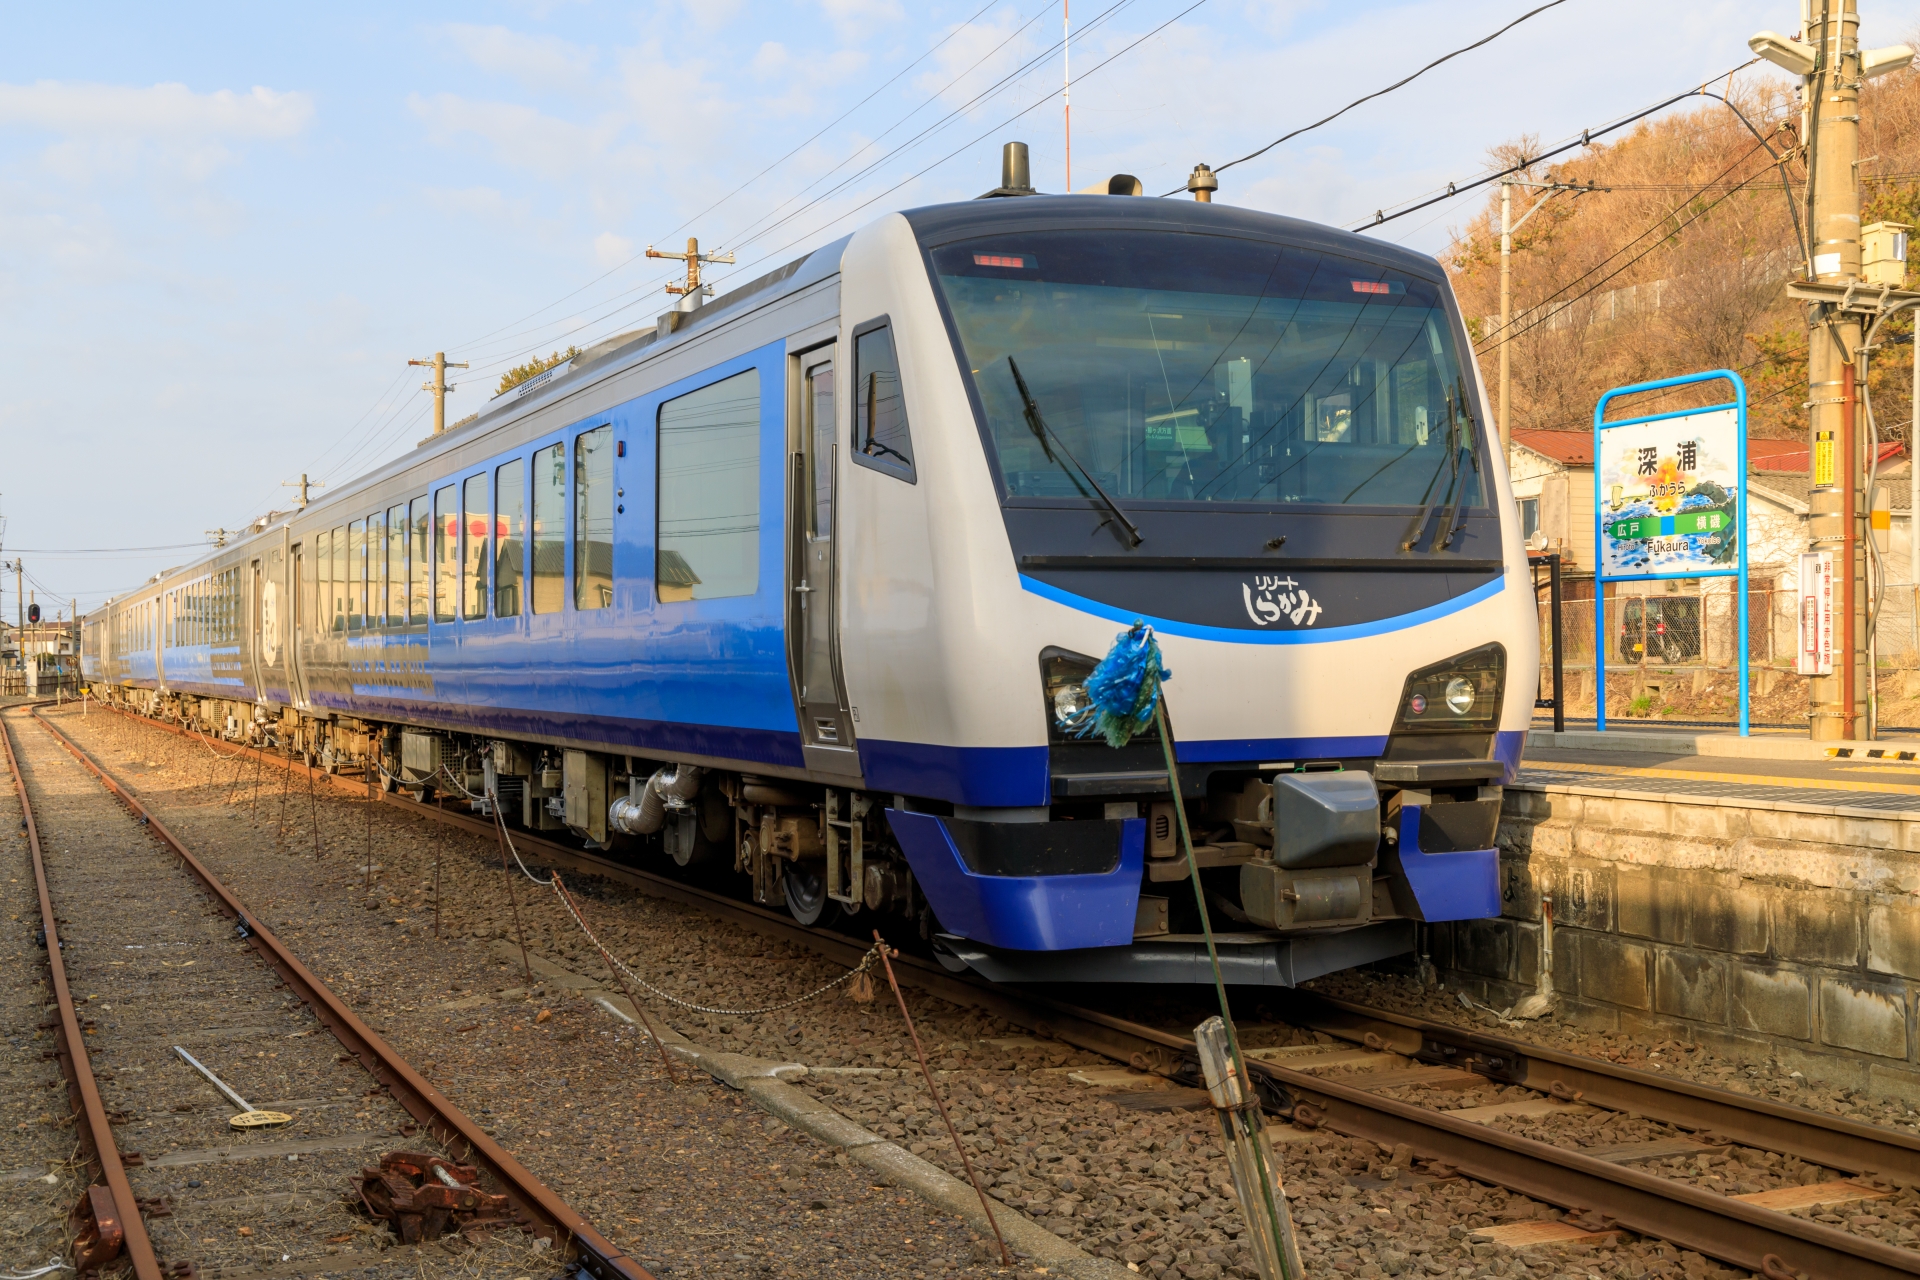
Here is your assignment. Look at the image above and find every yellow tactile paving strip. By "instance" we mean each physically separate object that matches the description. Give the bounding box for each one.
[1526,759,1920,797]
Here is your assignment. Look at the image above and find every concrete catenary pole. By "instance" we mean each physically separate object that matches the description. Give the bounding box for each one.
[1499,182,1513,452]
[408,352,469,437]
[1803,0,1867,740]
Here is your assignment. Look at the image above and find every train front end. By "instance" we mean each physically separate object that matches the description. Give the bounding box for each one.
[836,194,1536,985]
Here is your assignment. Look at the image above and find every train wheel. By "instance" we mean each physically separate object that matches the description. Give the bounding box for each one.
[784,863,835,927]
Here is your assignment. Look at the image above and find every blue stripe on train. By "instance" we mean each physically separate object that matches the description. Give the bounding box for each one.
[1016,572,1505,644]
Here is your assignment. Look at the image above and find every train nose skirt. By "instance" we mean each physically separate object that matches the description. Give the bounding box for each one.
[930,919,1416,986]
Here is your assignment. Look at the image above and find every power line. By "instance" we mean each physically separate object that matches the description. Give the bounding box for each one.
[442,0,1031,362]
[1157,0,1576,197]
[1353,58,1763,231]
[4,542,211,555]
[701,0,1214,299]
[1482,142,1777,351]
[716,0,1146,265]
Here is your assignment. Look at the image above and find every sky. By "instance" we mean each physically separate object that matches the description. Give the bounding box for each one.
[0,0,1829,613]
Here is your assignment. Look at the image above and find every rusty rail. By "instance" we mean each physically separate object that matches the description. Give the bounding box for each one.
[92,699,1920,1278]
[1278,990,1920,1184]
[31,705,652,1280]
[3,706,164,1280]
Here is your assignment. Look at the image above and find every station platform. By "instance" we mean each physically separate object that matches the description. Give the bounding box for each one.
[1521,725,1920,817]
[1432,720,1920,1093]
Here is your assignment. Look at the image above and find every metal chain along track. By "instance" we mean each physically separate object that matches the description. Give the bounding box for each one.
[98,700,1920,1279]
[31,706,652,1280]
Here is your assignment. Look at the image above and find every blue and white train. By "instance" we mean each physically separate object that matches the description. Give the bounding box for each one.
[85,146,1536,985]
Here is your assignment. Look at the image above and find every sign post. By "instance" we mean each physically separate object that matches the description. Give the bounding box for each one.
[1593,371,1750,735]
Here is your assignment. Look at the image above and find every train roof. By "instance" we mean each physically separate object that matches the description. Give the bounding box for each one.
[899,194,1449,280]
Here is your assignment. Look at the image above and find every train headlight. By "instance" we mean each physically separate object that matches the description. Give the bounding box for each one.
[1040,647,1152,744]
[1444,677,1476,715]
[1053,680,1092,727]
[1395,644,1505,732]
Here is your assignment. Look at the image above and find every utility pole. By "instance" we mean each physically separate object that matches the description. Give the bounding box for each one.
[206,529,234,549]
[281,474,323,509]
[1497,180,1586,451]
[646,238,734,302]
[1063,0,1072,192]
[408,352,469,437]
[1754,5,1913,739]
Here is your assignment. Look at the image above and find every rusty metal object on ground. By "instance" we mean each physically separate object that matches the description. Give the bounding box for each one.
[69,1185,127,1277]
[357,1151,521,1243]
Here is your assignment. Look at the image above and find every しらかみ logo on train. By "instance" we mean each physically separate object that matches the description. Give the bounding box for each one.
[1242,575,1322,628]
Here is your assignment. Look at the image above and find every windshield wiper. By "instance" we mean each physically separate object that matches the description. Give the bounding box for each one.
[1434,378,1481,550]
[1006,357,1143,548]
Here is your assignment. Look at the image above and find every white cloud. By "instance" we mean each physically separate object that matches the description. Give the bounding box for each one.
[440,24,597,94]
[594,231,634,265]
[822,0,903,29]
[0,81,312,141]
[407,93,613,180]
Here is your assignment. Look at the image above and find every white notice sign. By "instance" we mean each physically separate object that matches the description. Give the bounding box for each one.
[1798,550,1835,677]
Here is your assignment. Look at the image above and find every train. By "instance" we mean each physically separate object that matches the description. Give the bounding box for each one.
[83,143,1536,986]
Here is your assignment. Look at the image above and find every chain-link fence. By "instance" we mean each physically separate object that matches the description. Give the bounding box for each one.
[1531,574,1920,728]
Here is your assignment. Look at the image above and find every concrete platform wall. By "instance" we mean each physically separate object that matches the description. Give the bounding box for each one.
[1433,785,1920,1094]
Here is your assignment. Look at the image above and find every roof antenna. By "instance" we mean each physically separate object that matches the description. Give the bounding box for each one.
[1187,163,1218,203]
[979,141,1038,199]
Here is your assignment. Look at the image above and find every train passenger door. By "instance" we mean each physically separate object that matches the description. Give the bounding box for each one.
[790,343,859,773]
[288,540,312,711]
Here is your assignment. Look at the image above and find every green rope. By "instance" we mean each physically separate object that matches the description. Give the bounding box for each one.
[1152,699,1296,1280]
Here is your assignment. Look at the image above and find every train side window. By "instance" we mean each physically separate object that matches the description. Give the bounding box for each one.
[657,369,761,602]
[851,323,915,482]
[433,485,457,622]
[295,548,307,636]
[462,473,490,620]
[386,505,407,626]
[331,525,348,633]
[496,458,525,617]
[368,509,386,627]
[532,443,565,614]
[348,518,366,631]
[573,425,613,610]
[409,496,430,624]
[311,534,325,644]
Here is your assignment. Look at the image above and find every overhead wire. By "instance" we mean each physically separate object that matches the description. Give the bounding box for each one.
[708,0,1147,264]
[694,0,1214,295]
[1352,58,1765,231]
[1156,0,1576,197]
[1479,137,1778,352]
[402,0,1167,396]
[443,0,1010,358]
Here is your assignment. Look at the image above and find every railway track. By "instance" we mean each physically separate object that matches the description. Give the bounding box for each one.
[4,703,652,1280]
[93,699,1920,1279]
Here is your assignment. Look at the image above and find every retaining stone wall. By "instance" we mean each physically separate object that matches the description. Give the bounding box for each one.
[1433,785,1920,1095]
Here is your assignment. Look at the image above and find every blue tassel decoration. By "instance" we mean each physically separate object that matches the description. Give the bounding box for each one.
[1081,622,1171,748]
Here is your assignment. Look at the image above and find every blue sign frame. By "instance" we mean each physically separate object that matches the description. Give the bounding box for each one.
[1593,370,1750,735]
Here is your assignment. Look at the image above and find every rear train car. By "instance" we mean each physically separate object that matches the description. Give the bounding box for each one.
[83,189,1537,985]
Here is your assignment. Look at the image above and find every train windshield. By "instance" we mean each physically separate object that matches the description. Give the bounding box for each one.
[929,231,1483,508]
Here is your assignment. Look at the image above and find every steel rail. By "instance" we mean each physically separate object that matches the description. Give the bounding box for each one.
[31,706,652,1280]
[94,701,1920,1278]
[2,707,164,1280]
[1275,989,1920,1184]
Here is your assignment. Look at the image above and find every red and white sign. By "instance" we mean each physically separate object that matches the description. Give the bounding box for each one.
[1798,551,1835,676]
